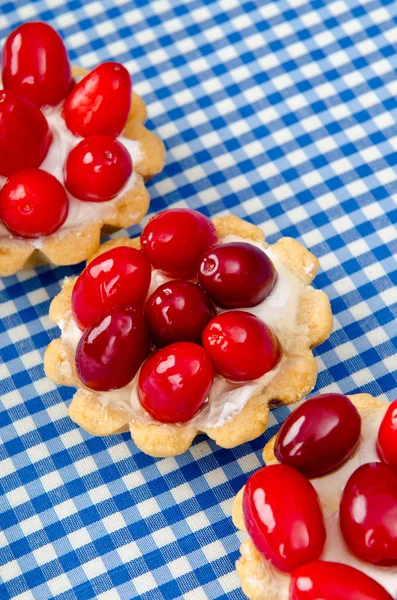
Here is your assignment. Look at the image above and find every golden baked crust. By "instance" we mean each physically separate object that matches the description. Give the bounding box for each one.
[232,394,387,600]
[0,66,165,276]
[44,215,333,457]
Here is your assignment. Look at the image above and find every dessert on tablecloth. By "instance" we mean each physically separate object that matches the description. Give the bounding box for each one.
[232,393,397,600]
[45,210,332,456]
[0,22,165,276]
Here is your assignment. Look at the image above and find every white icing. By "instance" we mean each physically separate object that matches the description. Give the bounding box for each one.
[59,235,306,429]
[147,269,171,296]
[0,102,142,243]
[256,405,397,598]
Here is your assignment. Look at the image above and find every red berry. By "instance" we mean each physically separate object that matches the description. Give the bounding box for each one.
[202,311,280,381]
[145,280,215,347]
[274,393,361,478]
[377,399,397,468]
[141,209,217,279]
[138,342,214,423]
[1,22,72,107]
[340,462,397,566]
[64,136,132,202]
[63,62,131,137]
[243,464,326,573]
[0,168,68,238]
[0,90,52,176]
[290,561,393,600]
[72,246,152,330]
[75,304,149,391]
[198,242,277,308]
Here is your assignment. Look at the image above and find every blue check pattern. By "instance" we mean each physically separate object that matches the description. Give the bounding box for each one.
[1,0,396,598]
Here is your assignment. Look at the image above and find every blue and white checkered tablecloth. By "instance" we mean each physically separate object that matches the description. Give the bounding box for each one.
[0,0,396,598]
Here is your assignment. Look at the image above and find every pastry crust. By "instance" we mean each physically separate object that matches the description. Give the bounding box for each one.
[232,393,388,600]
[0,66,165,276]
[44,215,333,457]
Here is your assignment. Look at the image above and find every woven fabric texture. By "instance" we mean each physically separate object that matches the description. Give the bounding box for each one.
[0,1,396,598]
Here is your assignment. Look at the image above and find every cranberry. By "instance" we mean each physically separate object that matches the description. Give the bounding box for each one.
[243,464,326,573]
[141,209,217,279]
[1,22,72,107]
[202,311,280,381]
[65,136,132,202]
[63,62,131,137]
[0,90,52,177]
[145,281,215,347]
[290,561,393,600]
[138,342,214,423]
[72,246,151,330]
[75,305,149,391]
[0,168,68,238]
[274,393,361,478]
[377,399,397,469]
[340,462,397,566]
[198,242,276,308]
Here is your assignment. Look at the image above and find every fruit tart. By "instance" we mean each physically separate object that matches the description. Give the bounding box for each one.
[0,22,165,276]
[232,392,397,600]
[44,210,333,457]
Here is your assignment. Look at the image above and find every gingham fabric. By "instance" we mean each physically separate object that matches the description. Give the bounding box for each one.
[0,0,396,598]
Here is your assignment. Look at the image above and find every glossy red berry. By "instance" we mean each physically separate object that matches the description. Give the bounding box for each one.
[141,209,218,279]
[138,342,214,423]
[243,464,326,573]
[0,90,52,176]
[145,281,215,347]
[198,242,276,308]
[340,462,397,566]
[63,62,131,137]
[72,246,152,330]
[64,136,132,202]
[1,22,72,107]
[377,399,397,469]
[75,304,149,391]
[0,168,68,238]
[274,393,361,478]
[290,561,393,600]
[202,311,280,381]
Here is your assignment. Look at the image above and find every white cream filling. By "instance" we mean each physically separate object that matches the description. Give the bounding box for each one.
[252,405,397,598]
[0,100,142,245]
[60,235,307,429]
